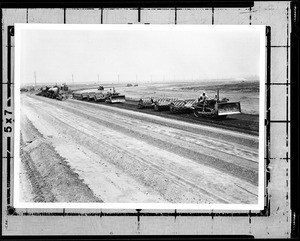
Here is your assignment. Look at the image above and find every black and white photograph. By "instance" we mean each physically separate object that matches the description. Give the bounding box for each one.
[14,24,265,210]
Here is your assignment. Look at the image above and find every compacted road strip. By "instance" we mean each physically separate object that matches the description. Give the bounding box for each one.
[20,94,259,204]
[97,98,259,135]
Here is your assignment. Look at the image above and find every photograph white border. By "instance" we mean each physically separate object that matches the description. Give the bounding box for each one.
[14,23,266,210]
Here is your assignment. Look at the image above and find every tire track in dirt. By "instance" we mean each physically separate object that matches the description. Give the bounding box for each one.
[21,98,168,203]
[74,102,259,165]
[28,95,259,185]
[60,104,259,186]
[22,95,258,204]
[71,97,259,147]
[76,103,258,162]
[22,102,229,203]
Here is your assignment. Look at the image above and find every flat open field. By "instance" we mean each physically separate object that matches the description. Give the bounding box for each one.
[19,87,259,204]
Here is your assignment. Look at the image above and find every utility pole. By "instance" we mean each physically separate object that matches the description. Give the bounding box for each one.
[72,74,74,86]
[34,71,37,87]
[98,74,100,84]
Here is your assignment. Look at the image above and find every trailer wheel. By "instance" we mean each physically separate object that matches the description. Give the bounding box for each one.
[154,104,160,111]
[170,106,179,113]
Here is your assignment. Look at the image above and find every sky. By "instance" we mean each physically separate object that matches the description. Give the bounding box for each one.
[19,26,262,85]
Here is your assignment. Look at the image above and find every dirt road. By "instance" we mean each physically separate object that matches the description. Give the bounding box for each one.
[19,93,259,204]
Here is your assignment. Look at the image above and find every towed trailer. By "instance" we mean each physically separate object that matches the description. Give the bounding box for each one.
[73,86,126,103]
[81,92,89,99]
[154,98,178,111]
[138,90,241,118]
[137,97,156,109]
[90,91,106,102]
[138,97,193,112]
[138,97,178,111]
[72,92,85,100]
[169,99,198,114]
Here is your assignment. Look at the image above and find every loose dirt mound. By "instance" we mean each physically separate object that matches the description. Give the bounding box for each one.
[20,116,101,203]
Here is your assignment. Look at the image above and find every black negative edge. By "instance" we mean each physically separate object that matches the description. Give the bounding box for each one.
[6,26,14,214]
[290,0,300,239]
[6,137,11,210]
[7,26,13,107]
[265,26,271,216]
[0,0,254,9]
[0,235,255,240]
[0,8,4,238]
[6,21,269,217]
[11,210,265,217]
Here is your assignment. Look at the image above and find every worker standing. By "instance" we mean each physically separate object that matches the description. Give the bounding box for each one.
[198,92,209,102]
[198,92,209,111]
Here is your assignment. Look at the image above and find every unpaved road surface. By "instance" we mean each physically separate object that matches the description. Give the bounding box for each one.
[20,93,259,204]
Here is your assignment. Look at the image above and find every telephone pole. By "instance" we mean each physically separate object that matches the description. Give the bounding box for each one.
[34,72,37,86]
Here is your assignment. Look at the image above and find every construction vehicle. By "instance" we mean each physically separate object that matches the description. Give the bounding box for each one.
[73,86,125,103]
[137,97,156,109]
[138,97,180,110]
[154,97,178,111]
[60,83,69,91]
[20,87,28,92]
[37,85,67,100]
[191,90,241,118]
[39,86,50,97]
[169,99,198,114]
[105,91,126,103]
[72,92,85,100]
[88,90,106,101]
[47,86,67,100]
